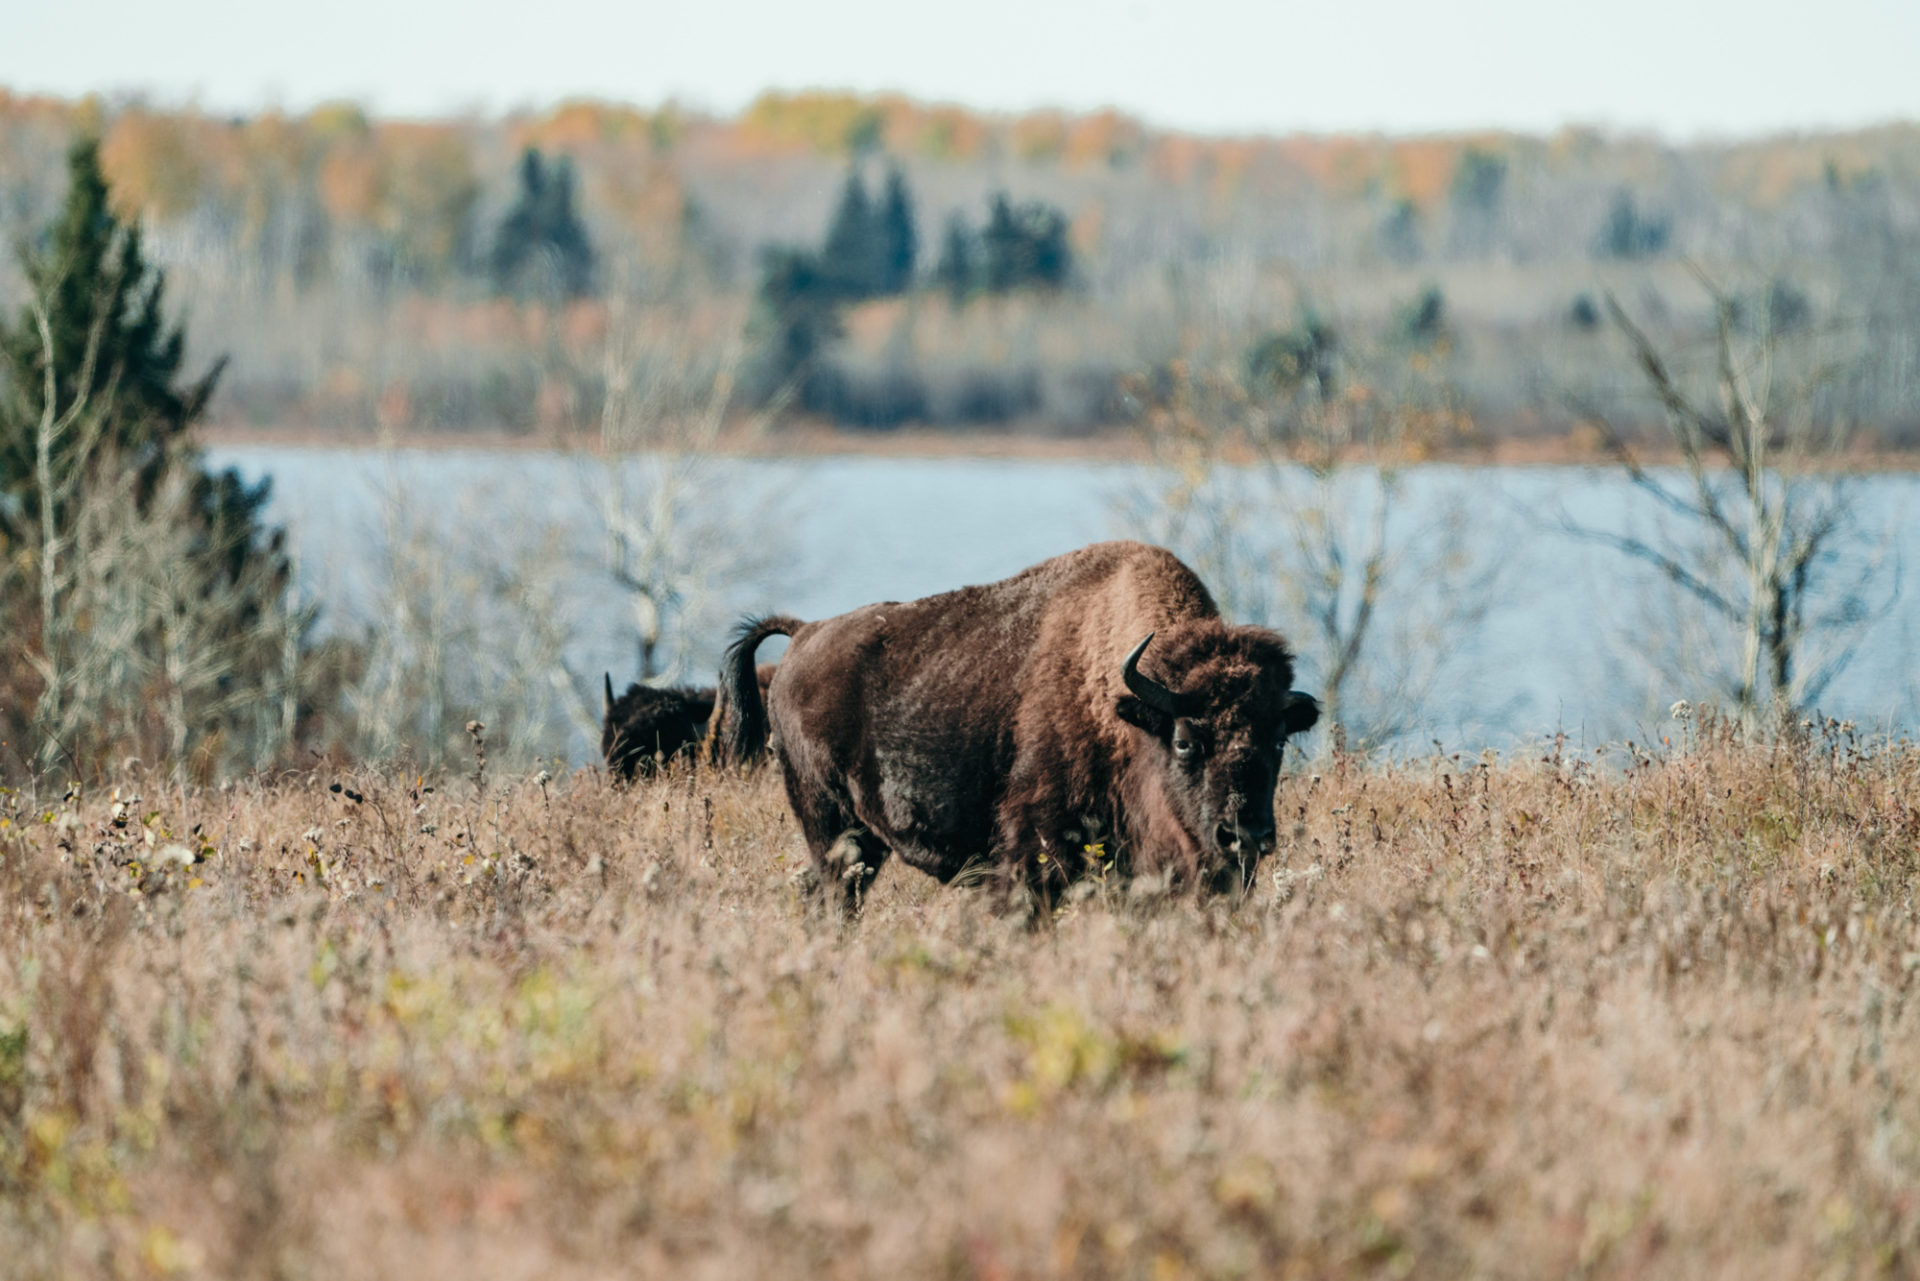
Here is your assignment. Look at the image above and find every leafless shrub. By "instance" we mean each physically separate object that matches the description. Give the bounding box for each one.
[35,455,310,779]
[1565,270,1900,729]
[335,283,783,770]
[341,465,589,770]
[573,267,781,685]
[1121,310,1500,750]
[5,290,311,781]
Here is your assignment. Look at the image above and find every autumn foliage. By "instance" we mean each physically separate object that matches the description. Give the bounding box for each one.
[0,89,1915,441]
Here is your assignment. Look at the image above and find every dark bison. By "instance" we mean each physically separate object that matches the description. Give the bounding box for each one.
[601,679,716,780]
[601,665,776,780]
[721,541,1318,909]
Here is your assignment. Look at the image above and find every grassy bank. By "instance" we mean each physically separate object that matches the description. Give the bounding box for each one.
[2,725,1917,1278]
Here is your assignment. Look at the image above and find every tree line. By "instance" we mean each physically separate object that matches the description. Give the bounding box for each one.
[6,93,1915,444]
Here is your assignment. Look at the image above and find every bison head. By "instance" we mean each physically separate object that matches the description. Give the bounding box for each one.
[1115,624,1319,884]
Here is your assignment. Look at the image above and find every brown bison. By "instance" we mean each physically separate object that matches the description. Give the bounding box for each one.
[721,541,1318,910]
[601,665,776,780]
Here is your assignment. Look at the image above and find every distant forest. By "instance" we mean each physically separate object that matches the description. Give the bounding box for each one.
[1,89,1916,444]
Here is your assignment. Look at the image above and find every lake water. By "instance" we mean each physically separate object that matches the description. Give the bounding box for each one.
[210,444,1920,759]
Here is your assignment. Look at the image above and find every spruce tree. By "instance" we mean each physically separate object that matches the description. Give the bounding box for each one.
[979,194,1071,294]
[875,166,917,295]
[539,155,596,297]
[490,148,596,299]
[0,138,229,541]
[1022,203,1071,291]
[0,137,301,772]
[750,247,842,397]
[819,167,877,300]
[489,148,548,291]
[981,194,1023,295]
[935,213,976,304]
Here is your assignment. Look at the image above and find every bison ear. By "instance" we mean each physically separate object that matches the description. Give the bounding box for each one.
[1283,691,1321,736]
[1116,695,1173,740]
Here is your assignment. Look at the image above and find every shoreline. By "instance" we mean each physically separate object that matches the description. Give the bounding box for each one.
[201,421,1151,463]
[201,421,1920,472]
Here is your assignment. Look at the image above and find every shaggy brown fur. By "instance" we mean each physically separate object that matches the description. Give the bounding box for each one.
[601,682,716,780]
[601,663,777,780]
[722,541,1317,910]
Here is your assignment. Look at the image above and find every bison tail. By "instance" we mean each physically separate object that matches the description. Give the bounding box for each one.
[719,615,801,766]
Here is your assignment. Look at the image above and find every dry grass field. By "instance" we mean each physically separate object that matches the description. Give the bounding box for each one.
[2,719,1918,1279]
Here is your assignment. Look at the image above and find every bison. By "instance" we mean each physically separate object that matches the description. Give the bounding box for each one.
[601,679,716,780]
[720,541,1318,910]
[601,664,776,780]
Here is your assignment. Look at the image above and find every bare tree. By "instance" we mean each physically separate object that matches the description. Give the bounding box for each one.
[577,267,783,687]
[21,284,110,761]
[8,287,308,778]
[338,272,784,770]
[1571,271,1898,729]
[343,467,590,769]
[1122,306,1498,751]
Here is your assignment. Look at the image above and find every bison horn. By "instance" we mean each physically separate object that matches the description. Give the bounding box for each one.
[1121,633,1185,717]
[603,672,615,718]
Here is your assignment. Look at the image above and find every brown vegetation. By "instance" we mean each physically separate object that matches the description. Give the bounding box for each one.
[2,716,1917,1277]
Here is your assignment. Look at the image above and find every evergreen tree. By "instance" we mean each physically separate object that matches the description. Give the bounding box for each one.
[875,165,918,295]
[1247,312,1338,401]
[490,148,596,299]
[1448,147,1508,257]
[1397,285,1448,348]
[980,193,1072,295]
[490,148,546,291]
[935,213,977,304]
[750,247,842,397]
[1379,198,1423,265]
[539,155,596,297]
[0,138,265,552]
[981,195,1024,295]
[1022,203,1072,291]
[0,137,303,772]
[819,167,877,300]
[1451,148,1507,215]
[0,140,269,543]
[1593,188,1671,260]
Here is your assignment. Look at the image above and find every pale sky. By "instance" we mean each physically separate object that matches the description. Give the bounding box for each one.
[6,0,1918,139]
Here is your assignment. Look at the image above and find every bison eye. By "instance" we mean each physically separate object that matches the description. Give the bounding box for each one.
[1172,732,1198,759]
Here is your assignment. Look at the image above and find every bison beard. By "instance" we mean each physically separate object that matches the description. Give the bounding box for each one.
[721,541,1318,912]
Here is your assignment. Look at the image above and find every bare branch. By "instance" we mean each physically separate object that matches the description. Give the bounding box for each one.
[1557,520,1745,623]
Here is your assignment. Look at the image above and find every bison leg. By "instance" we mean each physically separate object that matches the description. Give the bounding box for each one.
[779,761,891,914]
[988,799,1072,917]
[988,782,1123,918]
[824,829,890,914]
